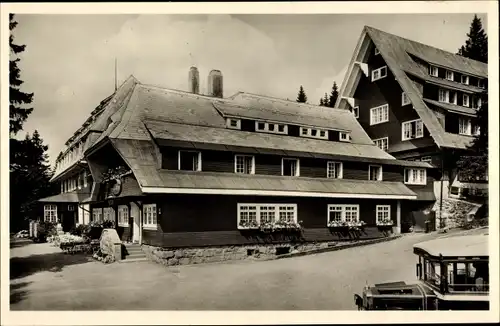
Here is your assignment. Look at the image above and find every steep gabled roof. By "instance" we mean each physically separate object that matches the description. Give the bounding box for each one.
[337,26,487,151]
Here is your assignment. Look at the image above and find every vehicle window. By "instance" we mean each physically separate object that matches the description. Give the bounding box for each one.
[424,260,441,286]
[448,261,489,293]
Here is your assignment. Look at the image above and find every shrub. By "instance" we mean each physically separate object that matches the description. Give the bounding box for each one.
[34,221,56,243]
[70,224,91,237]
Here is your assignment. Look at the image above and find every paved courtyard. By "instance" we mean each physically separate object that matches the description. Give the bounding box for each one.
[10,228,488,310]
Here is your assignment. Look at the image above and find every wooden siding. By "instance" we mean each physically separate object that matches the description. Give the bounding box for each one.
[142,194,403,248]
[160,146,423,182]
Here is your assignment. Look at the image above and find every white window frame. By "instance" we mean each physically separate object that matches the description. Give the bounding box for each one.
[420,156,432,163]
[446,70,454,81]
[327,161,343,179]
[402,119,424,141]
[463,94,470,107]
[351,106,359,118]
[234,155,255,175]
[92,208,103,223]
[178,150,202,171]
[438,88,449,103]
[459,117,472,136]
[44,204,57,223]
[368,165,383,181]
[461,75,469,85]
[226,118,241,130]
[376,205,391,225]
[68,205,74,211]
[478,79,486,89]
[103,207,115,222]
[370,104,389,125]
[327,204,360,224]
[374,47,380,55]
[299,127,329,140]
[281,158,300,177]
[401,92,411,106]
[143,204,157,230]
[254,121,288,135]
[118,205,129,226]
[83,170,88,188]
[429,65,438,77]
[373,137,389,152]
[371,66,387,82]
[237,203,298,229]
[472,124,480,136]
[404,168,427,185]
[339,132,351,142]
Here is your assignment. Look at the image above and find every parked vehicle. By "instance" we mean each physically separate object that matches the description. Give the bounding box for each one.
[354,234,489,310]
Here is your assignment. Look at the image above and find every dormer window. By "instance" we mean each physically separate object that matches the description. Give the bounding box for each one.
[339,132,351,142]
[459,117,472,136]
[255,121,287,135]
[438,88,449,103]
[446,70,454,81]
[463,94,470,107]
[369,165,383,181]
[429,65,438,77]
[401,92,411,106]
[226,118,241,130]
[282,158,300,177]
[478,79,486,89]
[351,106,359,118]
[178,150,202,171]
[299,127,328,140]
[371,66,387,82]
[461,75,469,85]
[374,47,380,55]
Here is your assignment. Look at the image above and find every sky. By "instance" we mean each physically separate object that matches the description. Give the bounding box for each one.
[11,13,487,166]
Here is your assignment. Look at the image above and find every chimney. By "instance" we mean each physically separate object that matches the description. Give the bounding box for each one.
[188,66,199,94]
[207,69,223,98]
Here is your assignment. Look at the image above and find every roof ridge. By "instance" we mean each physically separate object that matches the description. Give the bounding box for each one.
[364,25,488,67]
[139,83,234,102]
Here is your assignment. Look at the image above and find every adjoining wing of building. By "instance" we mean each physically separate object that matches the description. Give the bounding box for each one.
[38,63,438,260]
[336,26,488,201]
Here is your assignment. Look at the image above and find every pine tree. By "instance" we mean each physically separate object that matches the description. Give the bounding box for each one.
[319,98,324,106]
[323,93,329,107]
[329,82,339,108]
[457,14,488,63]
[296,85,308,103]
[10,14,34,135]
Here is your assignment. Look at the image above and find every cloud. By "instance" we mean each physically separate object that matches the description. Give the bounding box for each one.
[311,65,348,105]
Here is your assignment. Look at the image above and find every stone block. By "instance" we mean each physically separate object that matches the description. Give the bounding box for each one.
[167,258,179,266]
[164,250,175,259]
[174,250,184,258]
[195,249,204,257]
[203,249,214,257]
[179,257,191,265]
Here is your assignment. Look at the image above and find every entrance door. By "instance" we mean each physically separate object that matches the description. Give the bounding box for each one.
[130,202,141,243]
[61,210,76,232]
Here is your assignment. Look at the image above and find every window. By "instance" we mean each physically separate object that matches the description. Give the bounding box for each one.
[376,205,391,225]
[254,121,288,134]
[83,170,88,188]
[420,156,432,163]
[461,75,469,85]
[463,94,470,107]
[404,168,427,185]
[446,70,454,81]
[103,207,115,222]
[473,124,480,136]
[371,66,387,81]
[235,155,255,174]
[429,65,438,77]
[327,205,360,224]
[374,47,380,55]
[282,158,300,176]
[327,161,343,179]
[459,117,472,135]
[44,205,57,223]
[370,104,389,125]
[299,127,328,140]
[478,79,486,89]
[226,118,241,130]
[373,137,389,151]
[438,88,449,103]
[92,208,103,223]
[143,204,157,229]
[401,92,411,106]
[237,204,297,229]
[178,150,201,171]
[369,165,383,181]
[451,91,457,105]
[351,106,359,118]
[402,119,424,140]
[472,96,482,109]
[339,132,351,142]
[68,205,74,211]
[118,205,129,226]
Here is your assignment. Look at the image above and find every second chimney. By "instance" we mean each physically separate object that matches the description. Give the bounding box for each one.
[207,69,223,98]
[188,66,200,94]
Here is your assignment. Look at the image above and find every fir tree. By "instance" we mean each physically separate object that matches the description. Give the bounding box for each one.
[329,82,339,108]
[10,14,33,135]
[457,14,488,63]
[323,93,329,107]
[319,98,324,106]
[296,85,308,103]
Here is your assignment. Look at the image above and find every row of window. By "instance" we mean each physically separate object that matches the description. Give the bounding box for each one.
[429,65,486,89]
[237,203,393,228]
[177,150,426,183]
[91,204,157,228]
[61,170,89,193]
[438,88,482,109]
[459,117,480,136]
[56,139,86,173]
[225,118,352,143]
